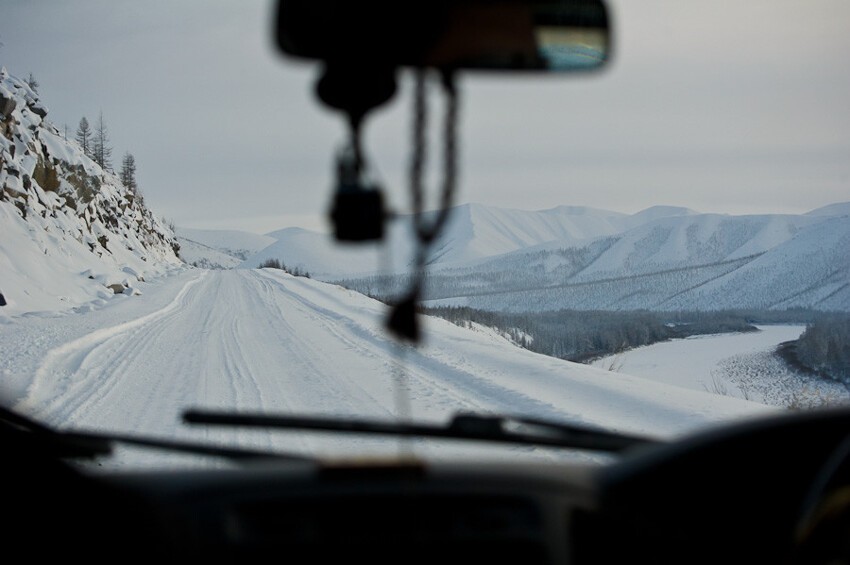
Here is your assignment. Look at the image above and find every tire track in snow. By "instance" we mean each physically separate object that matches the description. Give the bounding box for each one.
[254,271,475,417]
[250,271,399,418]
[15,270,317,455]
[17,270,209,426]
[248,271,501,457]
[267,272,749,436]
[58,275,221,432]
[252,272,616,462]
[257,271,563,420]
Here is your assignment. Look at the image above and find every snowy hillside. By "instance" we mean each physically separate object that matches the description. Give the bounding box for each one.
[231,200,850,312]
[177,199,848,313]
[425,203,628,265]
[661,216,850,311]
[805,202,850,217]
[239,203,699,277]
[241,227,394,276]
[567,213,817,279]
[176,227,274,269]
[176,238,243,269]
[333,206,849,312]
[439,204,697,264]
[0,67,182,315]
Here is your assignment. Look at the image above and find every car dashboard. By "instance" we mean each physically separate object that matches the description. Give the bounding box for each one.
[7,407,850,565]
[109,460,594,564]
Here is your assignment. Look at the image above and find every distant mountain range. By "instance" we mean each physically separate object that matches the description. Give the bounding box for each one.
[234,204,703,276]
[179,201,850,312]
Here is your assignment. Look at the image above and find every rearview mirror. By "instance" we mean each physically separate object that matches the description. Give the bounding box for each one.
[276,0,610,73]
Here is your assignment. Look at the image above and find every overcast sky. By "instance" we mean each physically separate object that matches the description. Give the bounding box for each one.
[2,0,849,234]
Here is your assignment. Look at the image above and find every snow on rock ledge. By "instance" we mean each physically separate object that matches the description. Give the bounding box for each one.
[0,67,183,315]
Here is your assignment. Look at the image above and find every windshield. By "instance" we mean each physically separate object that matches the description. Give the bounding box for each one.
[0,0,848,467]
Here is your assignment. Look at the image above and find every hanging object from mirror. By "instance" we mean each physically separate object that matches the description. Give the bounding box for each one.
[385,71,459,344]
[386,291,421,343]
[329,144,387,242]
[320,68,391,243]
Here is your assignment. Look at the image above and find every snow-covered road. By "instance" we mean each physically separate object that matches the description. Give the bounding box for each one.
[3,269,773,464]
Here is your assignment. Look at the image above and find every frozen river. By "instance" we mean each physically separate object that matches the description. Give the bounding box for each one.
[591,325,849,408]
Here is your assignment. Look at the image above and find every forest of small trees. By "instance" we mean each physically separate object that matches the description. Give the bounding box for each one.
[259,258,311,278]
[424,307,767,362]
[425,306,850,386]
[420,307,850,366]
[791,315,850,384]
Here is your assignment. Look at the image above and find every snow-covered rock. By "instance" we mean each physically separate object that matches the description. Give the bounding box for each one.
[0,67,183,315]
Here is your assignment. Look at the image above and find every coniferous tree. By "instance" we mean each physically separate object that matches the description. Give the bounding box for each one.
[120,152,138,192]
[76,117,92,157]
[26,72,39,93]
[92,111,113,171]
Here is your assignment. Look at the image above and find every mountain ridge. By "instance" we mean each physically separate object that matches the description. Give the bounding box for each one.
[236,201,707,275]
[182,200,849,312]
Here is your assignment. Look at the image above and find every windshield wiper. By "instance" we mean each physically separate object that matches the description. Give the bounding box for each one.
[183,409,659,453]
[69,430,313,463]
[1,405,311,463]
[2,404,113,459]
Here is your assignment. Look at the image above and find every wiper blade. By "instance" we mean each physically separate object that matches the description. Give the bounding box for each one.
[183,409,659,453]
[1,405,311,463]
[2,404,112,459]
[71,430,313,463]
